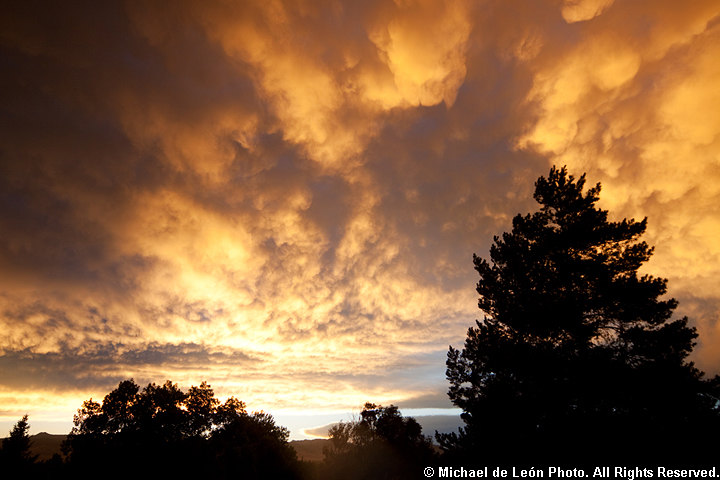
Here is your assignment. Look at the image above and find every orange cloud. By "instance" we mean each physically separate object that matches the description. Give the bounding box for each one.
[516,0,720,369]
[1,0,719,434]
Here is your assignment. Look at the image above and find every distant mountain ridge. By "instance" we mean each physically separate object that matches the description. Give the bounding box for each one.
[10,414,462,463]
[9,433,330,463]
[291,438,328,462]
[26,432,66,461]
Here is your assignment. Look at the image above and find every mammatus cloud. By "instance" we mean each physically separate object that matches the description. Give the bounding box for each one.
[515,0,720,366]
[1,0,719,434]
[561,0,615,24]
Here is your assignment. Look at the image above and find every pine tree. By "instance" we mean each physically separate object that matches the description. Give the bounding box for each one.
[441,166,719,463]
[1,414,37,468]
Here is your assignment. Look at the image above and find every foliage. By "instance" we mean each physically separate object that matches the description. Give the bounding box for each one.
[441,166,720,463]
[64,379,299,479]
[320,402,436,480]
[0,414,37,471]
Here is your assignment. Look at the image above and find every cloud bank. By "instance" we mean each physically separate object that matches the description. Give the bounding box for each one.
[1,0,719,431]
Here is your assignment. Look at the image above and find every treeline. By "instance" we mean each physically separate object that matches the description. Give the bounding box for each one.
[4,166,720,478]
[0,381,438,479]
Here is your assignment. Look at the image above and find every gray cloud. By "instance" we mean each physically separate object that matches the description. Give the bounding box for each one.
[0,342,261,391]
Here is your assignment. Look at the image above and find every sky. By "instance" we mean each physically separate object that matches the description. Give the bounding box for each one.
[1,0,719,439]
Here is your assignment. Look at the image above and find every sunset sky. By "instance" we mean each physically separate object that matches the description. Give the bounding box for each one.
[2,0,720,439]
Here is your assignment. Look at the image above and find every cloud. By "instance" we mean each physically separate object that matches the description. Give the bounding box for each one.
[0,342,260,391]
[513,0,720,369]
[561,0,615,24]
[1,0,719,432]
[302,414,462,439]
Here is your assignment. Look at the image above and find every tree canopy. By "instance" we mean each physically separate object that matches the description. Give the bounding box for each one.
[321,403,435,480]
[0,414,37,473]
[65,379,300,479]
[441,166,719,463]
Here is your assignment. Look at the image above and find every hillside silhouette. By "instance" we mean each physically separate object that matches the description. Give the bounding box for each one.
[12,433,330,464]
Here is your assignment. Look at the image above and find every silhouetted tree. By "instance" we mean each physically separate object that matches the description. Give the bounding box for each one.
[321,403,435,480]
[441,166,719,464]
[64,379,300,479]
[1,414,37,471]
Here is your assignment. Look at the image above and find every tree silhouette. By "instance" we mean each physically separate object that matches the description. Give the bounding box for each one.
[1,414,37,472]
[321,403,435,480]
[441,166,719,464]
[64,379,300,479]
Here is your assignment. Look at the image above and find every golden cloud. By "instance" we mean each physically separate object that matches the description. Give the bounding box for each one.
[517,0,720,368]
[1,0,719,432]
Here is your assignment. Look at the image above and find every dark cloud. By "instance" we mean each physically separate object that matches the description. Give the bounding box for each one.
[0,342,260,391]
[392,392,455,410]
